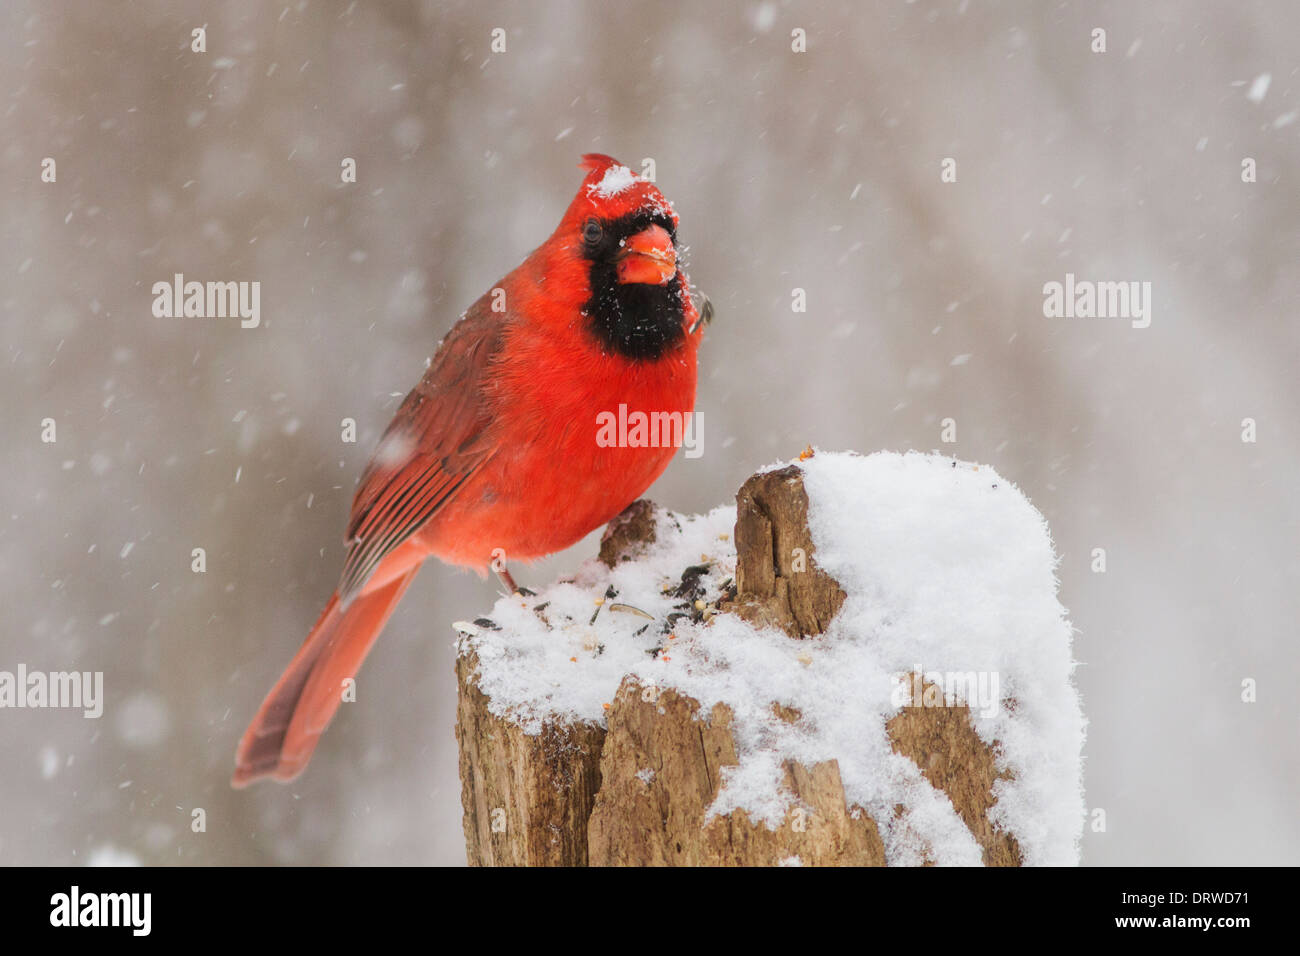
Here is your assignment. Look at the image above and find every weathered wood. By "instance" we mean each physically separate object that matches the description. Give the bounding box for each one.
[587,677,886,866]
[724,465,846,637]
[456,461,1023,866]
[456,650,605,866]
[598,498,658,568]
[887,682,1022,866]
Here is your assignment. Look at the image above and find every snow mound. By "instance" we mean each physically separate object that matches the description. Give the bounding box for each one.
[458,450,1086,866]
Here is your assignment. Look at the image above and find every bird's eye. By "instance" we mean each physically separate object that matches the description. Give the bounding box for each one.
[582,219,603,244]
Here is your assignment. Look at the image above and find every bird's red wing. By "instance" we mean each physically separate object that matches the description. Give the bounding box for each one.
[338,304,506,603]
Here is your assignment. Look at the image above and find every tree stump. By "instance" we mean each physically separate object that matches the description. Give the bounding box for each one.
[455,462,1025,866]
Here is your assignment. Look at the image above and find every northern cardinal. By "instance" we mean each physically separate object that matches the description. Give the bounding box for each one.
[232,154,704,786]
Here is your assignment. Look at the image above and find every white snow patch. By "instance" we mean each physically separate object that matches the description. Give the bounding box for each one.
[1247,73,1271,103]
[374,429,416,467]
[460,451,1085,866]
[115,692,171,749]
[588,164,639,198]
[87,844,142,867]
[40,746,60,780]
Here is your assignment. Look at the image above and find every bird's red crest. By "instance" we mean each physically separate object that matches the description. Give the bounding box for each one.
[568,153,678,227]
[579,153,621,176]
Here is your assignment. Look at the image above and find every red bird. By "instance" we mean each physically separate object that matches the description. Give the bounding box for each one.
[232,154,704,786]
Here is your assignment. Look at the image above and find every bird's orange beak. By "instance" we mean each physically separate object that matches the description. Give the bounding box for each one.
[616,224,677,285]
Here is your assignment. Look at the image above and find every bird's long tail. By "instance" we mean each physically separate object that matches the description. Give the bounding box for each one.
[231,566,420,787]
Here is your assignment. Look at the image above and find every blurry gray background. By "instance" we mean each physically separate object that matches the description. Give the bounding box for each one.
[2,0,1296,865]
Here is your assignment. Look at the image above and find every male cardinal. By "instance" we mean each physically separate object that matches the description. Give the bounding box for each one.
[232,154,704,786]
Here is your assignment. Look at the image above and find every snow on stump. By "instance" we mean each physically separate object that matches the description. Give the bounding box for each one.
[454,451,1085,867]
